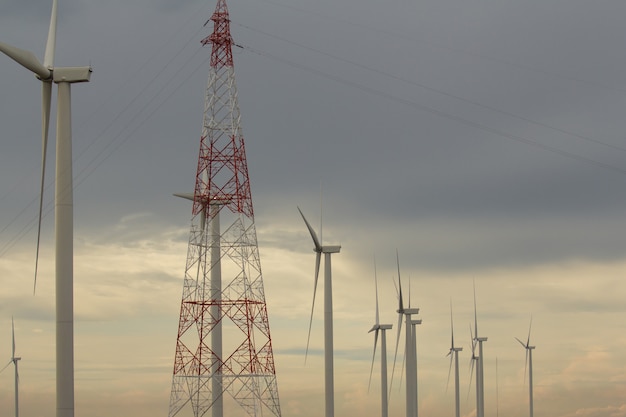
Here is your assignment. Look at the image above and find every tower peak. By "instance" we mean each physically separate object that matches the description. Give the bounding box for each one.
[201,0,234,68]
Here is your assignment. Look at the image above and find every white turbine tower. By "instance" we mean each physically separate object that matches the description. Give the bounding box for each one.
[446,302,462,417]
[1,318,21,417]
[298,207,341,417]
[0,2,91,416]
[408,299,422,417]
[516,317,535,417]
[390,253,419,417]
[367,262,393,417]
[472,282,487,417]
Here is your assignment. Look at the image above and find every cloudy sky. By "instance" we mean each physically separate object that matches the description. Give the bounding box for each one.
[2,0,626,416]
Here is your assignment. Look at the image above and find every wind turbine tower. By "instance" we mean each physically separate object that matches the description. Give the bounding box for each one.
[391,255,420,417]
[409,316,422,417]
[167,1,281,416]
[0,1,91,416]
[473,284,487,417]
[298,207,341,417]
[516,317,536,417]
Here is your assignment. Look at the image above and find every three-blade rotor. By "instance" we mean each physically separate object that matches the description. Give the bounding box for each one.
[367,260,381,391]
[1,317,20,376]
[516,315,534,384]
[390,251,404,392]
[389,251,417,394]
[446,300,462,392]
[467,323,478,399]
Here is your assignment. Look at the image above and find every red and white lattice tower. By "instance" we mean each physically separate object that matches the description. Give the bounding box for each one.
[167,1,281,416]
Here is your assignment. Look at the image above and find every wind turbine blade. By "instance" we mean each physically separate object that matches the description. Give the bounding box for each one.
[298,207,321,251]
[450,299,455,348]
[319,183,323,246]
[374,260,380,325]
[34,80,52,294]
[389,311,403,394]
[467,357,475,400]
[392,274,398,297]
[515,337,526,348]
[527,315,533,346]
[44,0,58,69]
[0,360,11,374]
[11,317,16,357]
[524,348,529,385]
[368,328,379,392]
[473,279,478,338]
[304,251,321,363]
[0,42,51,79]
[396,250,404,312]
[468,323,477,399]
[446,349,453,393]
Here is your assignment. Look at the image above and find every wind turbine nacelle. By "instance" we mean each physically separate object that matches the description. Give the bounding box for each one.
[404,308,419,315]
[321,245,341,254]
[53,66,92,83]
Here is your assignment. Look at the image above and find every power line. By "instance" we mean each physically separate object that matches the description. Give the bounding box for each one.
[235,21,626,156]
[240,43,626,177]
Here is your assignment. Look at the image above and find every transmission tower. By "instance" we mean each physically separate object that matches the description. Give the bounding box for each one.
[167,1,281,416]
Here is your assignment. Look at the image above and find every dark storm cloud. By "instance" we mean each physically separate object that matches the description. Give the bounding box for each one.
[5,0,626,276]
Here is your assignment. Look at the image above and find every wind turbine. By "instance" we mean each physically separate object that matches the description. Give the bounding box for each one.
[1,317,21,417]
[472,282,487,417]
[446,301,462,417]
[0,2,91,416]
[367,261,393,417]
[516,316,535,417]
[408,282,422,417]
[298,207,341,417]
[390,252,419,417]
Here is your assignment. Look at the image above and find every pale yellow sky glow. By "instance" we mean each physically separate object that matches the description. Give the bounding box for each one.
[2,215,626,416]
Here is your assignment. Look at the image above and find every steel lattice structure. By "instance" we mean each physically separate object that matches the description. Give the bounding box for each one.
[168,1,281,416]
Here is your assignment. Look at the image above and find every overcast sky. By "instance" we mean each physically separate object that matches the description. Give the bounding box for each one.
[2,0,626,416]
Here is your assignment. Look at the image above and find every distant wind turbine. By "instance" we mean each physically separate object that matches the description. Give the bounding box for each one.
[1,317,21,417]
[446,301,462,417]
[298,207,341,417]
[516,316,536,417]
[0,1,91,416]
[390,252,419,417]
[367,261,393,417]
[472,282,487,417]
